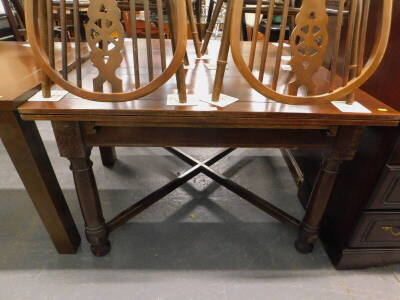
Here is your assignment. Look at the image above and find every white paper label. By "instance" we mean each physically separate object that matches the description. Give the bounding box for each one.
[205,62,218,70]
[281,65,292,71]
[28,90,68,102]
[200,94,239,108]
[184,64,195,70]
[195,55,212,60]
[167,94,201,106]
[331,101,372,113]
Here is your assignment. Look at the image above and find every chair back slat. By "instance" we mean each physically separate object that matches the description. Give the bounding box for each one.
[258,0,275,81]
[342,0,359,87]
[46,0,55,68]
[156,0,167,71]
[38,0,52,96]
[329,0,345,92]
[357,0,371,75]
[59,0,68,80]
[129,0,141,88]
[271,0,289,91]
[143,0,154,81]
[72,0,82,87]
[248,0,263,71]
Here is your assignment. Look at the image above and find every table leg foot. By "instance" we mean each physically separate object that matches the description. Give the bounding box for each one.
[295,224,317,254]
[99,147,117,168]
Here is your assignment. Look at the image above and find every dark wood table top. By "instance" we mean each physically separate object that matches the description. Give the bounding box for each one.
[16,40,400,128]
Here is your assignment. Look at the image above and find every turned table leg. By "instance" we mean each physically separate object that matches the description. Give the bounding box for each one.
[69,156,110,256]
[295,126,364,254]
[295,158,342,253]
[0,112,80,253]
[53,121,110,256]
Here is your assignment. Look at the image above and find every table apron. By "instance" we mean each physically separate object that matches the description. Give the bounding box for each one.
[82,125,337,149]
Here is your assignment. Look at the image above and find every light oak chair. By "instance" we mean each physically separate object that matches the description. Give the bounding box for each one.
[210,0,391,104]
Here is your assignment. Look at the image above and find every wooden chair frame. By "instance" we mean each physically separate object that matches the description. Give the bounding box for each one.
[25,0,189,102]
[209,0,392,105]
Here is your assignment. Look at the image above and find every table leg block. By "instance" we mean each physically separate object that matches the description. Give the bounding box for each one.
[0,112,81,254]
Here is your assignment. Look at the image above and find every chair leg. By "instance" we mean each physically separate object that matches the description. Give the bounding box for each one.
[99,146,117,168]
[52,121,110,256]
[201,0,224,55]
[168,0,187,103]
[211,0,233,101]
[295,158,342,253]
[186,0,202,58]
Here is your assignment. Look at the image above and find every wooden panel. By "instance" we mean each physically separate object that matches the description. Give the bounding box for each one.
[361,0,400,111]
[350,213,400,248]
[83,126,335,148]
[390,141,400,165]
[368,165,400,210]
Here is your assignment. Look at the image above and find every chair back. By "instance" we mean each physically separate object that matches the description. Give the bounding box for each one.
[25,0,188,102]
[230,0,393,105]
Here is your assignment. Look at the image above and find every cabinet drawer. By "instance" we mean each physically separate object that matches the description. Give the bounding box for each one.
[368,165,400,209]
[350,213,400,248]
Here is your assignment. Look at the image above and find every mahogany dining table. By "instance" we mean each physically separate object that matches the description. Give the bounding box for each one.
[0,41,81,253]
[17,40,400,256]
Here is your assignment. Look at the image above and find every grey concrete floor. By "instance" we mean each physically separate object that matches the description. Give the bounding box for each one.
[0,121,400,300]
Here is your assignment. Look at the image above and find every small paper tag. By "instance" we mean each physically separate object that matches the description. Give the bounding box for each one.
[272,43,290,48]
[195,55,212,60]
[200,94,239,108]
[167,94,201,106]
[205,62,217,70]
[331,101,372,113]
[184,64,195,70]
[281,65,292,71]
[28,90,68,102]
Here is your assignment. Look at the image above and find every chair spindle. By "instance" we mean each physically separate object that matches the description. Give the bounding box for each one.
[130,0,141,88]
[258,0,275,82]
[60,0,68,80]
[329,0,346,92]
[248,0,263,71]
[73,0,82,87]
[271,0,289,91]
[156,0,167,71]
[144,0,154,81]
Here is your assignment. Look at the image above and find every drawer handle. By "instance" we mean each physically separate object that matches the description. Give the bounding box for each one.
[382,226,400,237]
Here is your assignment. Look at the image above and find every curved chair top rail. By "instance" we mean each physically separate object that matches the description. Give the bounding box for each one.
[26,0,188,102]
[230,0,393,105]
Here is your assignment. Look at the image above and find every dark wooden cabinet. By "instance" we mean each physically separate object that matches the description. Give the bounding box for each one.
[285,0,400,269]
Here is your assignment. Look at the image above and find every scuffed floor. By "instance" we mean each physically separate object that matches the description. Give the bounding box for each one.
[0,121,399,300]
